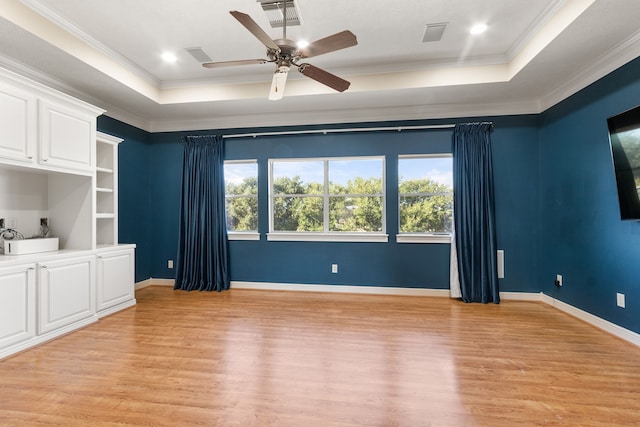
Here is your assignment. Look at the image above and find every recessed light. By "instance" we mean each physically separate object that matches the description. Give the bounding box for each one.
[162,52,177,63]
[297,40,310,49]
[470,23,487,35]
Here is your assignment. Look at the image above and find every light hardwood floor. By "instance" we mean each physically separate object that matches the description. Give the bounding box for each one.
[1,286,640,426]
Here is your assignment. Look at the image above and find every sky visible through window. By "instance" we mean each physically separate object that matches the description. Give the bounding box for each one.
[226,158,453,188]
[400,157,452,188]
[271,158,385,186]
[224,163,257,185]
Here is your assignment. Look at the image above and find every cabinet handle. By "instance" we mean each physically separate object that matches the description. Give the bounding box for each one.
[42,158,48,162]
[27,156,33,159]
[41,265,48,269]
[27,266,35,271]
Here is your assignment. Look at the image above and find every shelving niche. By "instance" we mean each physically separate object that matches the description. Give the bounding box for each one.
[95,132,122,247]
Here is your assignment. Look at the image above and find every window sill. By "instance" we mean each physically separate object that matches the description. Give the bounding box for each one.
[267,232,389,243]
[396,234,451,244]
[228,232,260,241]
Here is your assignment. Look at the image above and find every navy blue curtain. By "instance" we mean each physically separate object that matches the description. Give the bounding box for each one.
[174,135,230,292]
[452,123,499,303]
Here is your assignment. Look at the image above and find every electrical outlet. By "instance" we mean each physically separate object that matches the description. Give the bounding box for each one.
[555,274,563,287]
[617,293,626,308]
[331,263,338,274]
[168,260,174,269]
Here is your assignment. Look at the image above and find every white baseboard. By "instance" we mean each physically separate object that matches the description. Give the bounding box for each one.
[541,293,640,347]
[96,299,137,318]
[135,278,174,290]
[136,279,640,348]
[0,315,98,360]
[499,291,545,301]
[231,281,451,297]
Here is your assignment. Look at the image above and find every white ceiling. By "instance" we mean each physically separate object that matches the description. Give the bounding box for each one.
[0,0,639,132]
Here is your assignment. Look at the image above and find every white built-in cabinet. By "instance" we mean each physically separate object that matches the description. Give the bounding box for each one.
[0,81,37,164]
[96,248,135,316]
[0,66,136,360]
[38,255,96,335]
[39,99,96,173]
[0,263,36,350]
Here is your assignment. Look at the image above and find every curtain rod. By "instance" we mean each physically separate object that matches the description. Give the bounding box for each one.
[222,124,459,139]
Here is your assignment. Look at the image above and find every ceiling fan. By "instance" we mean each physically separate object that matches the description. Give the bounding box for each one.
[202,2,357,100]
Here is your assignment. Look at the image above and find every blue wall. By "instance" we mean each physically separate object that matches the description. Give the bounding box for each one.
[539,56,640,333]
[98,55,640,335]
[146,116,539,291]
[97,116,151,282]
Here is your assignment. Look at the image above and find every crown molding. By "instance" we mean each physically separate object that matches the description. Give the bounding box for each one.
[505,0,567,62]
[20,0,159,87]
[146,100,540,133]
[538,28,640,112]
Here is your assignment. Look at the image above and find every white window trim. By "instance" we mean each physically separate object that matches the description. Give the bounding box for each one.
[269,156,386,238]
[224,159,259,234]
[397,153,453,238]
[267,232,388,243]
[228,232,261,241]
[396,233,451,244]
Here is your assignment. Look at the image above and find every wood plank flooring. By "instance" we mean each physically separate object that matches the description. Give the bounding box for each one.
[1,286,640,426]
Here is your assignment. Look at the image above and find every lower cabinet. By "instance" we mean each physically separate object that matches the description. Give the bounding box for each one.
[97,248,135,314]
[0,245,136,359]
[0,263,36,350]
[38,255,96,335]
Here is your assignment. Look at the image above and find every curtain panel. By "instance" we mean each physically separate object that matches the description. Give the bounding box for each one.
[174,135,230,292]
[451,123,499,303]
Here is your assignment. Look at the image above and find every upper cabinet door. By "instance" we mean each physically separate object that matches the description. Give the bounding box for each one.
[0,82,37,164]
[39,99,96,173]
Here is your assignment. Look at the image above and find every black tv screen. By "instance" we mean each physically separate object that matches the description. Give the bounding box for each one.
[608,104,640,220]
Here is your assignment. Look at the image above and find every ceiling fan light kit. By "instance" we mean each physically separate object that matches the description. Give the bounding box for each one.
[202,2,357,100]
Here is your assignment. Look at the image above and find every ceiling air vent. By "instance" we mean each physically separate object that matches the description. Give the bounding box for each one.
[185,47,212,63]
[422,22,448,43]
[257,0,301,28]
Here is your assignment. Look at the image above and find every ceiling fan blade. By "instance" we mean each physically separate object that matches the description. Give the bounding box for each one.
[298,64,351,92]
[230,11,280,52]
[269,69,289,101]
[298,30,357,58]
[203,59,268,69]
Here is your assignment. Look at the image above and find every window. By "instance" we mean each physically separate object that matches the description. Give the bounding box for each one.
[224,160,259,239]
[269,157,386,242]
[397,155,453,243]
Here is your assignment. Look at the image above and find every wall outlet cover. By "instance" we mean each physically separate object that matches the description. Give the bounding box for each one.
[617,293,626,308]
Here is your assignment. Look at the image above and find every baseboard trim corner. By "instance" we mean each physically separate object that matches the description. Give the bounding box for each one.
[541,293,640,347]
[135,278,174,290]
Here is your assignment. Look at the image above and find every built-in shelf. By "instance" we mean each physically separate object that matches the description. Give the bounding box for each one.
[95,132,122,246]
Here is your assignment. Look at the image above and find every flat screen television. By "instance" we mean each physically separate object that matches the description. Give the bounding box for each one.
[608,104,640,220]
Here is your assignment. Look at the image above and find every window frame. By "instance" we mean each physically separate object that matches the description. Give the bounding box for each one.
[396,153,453,244]
[224,159,260,241]
[268,156,388,242]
